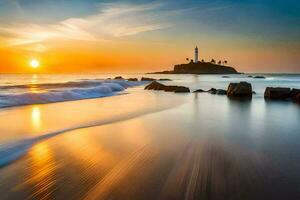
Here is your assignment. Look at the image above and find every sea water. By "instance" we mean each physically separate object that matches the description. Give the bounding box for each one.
[1,73,300,108]
[0,73,300,199]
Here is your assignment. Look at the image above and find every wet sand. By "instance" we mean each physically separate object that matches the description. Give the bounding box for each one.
[1,87,300,199]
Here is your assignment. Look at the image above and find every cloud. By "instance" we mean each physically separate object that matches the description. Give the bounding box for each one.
[0,2,184,51]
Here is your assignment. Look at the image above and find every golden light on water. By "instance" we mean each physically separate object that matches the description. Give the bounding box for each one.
[30,59,40,68]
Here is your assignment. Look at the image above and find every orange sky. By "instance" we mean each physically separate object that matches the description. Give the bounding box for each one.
[0,1,299,73]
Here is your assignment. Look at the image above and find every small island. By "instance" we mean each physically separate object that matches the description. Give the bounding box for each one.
[152,46,239,74]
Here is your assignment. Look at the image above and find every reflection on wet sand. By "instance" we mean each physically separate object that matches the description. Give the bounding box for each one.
[0,90,300,200]
[81,135,276,200]
[159,138,272,200]
[26,142,56,200]
[63,129,117,172]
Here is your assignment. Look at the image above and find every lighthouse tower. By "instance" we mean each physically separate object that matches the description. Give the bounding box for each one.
[194,46,199,63]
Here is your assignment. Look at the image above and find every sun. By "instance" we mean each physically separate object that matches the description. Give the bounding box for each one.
[30,59,40,68]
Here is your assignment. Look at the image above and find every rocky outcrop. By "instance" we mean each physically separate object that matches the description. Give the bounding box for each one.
[145,81,190,93]
[152,62,239,74]
[264,87,291,100]
[141,77,156,81]
[145,81,165,90]
[227,82,252,98]
[127,78,138,81]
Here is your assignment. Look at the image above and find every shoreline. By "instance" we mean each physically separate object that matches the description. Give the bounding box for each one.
[1,86,300,199]
[0,90,185,167]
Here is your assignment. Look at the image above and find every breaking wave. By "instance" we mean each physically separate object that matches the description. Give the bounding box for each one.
[0,79,144,108]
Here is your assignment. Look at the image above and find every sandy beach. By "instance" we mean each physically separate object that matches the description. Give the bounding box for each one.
[1,75,300,199]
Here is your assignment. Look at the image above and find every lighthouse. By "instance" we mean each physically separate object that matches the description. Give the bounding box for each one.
[194,46,198,63]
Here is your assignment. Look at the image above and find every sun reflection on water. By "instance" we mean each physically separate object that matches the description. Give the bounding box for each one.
[29,74,43,93]
[31,74,38,84]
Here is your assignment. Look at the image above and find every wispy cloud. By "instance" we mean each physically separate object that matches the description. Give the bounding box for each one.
[0,2,184,51]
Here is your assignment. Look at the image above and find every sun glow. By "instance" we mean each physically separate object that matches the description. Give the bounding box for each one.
[30,59,40,68]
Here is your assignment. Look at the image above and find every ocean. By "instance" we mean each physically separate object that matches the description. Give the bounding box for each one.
[1,73,300,108]
[0,73,300,199]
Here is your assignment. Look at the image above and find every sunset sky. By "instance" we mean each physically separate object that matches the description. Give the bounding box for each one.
[0,0,299,73]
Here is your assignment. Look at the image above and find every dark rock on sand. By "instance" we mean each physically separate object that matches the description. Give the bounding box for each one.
[193,89,206,93]
[141,77,156,81]
[227,82,252,98]
[222,75,230,78]
[145,81,190,93]
[253,75,266,79]
[264,87,291,100]
[128,78,138,81]
[114,76,124,80]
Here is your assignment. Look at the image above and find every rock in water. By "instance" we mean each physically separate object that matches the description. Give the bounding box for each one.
[114,76,124,80]
[264,87,291,100]
[290,89,300,99]
[193,89,206,93]
[207,88,217,94]
[141,77,156,81]
[158,78,172,81]
[144,81,190,93]
[173,86,190,93]
[127,78,138,81]
[253,76,266,79]
[227,82,252,98]
[216,89,227,95]
[172,62,238,74]
[144,81,165,90]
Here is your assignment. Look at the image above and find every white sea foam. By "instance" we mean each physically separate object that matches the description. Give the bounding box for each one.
[0,79,144,108]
